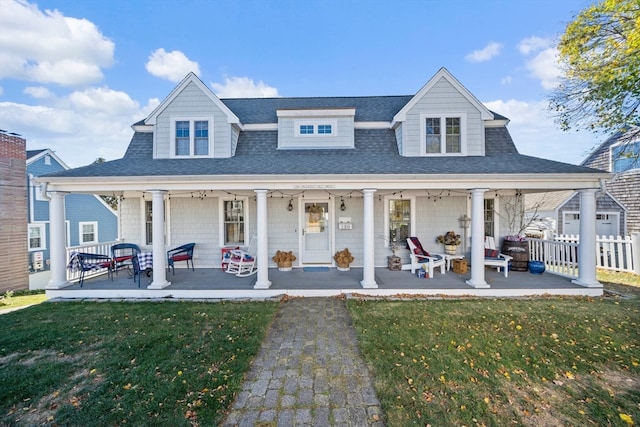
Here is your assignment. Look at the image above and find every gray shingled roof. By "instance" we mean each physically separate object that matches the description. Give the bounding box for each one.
[46,128,602,178]
[26,149,47,159]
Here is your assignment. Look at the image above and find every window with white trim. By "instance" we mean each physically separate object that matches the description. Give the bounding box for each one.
[484,199,495,237]
[79,222,98,244]
[422,114,465,154]
[221,198,247,245]
[385,196,415,247]
[28,223,46,251]
[171,118,212,157]
[295,120,336,136]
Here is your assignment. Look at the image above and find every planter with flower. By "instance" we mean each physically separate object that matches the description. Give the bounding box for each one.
[272,250,296,271]
[334,248,354,271]
[435,231,461,255]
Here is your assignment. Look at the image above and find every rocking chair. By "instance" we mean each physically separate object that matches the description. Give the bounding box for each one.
[225,235,257,277]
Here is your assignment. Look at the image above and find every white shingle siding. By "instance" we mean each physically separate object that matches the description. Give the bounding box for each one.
[278,116,355,149]
[154,82,232,159]
[120,199,142,246]
[401,77,484,157]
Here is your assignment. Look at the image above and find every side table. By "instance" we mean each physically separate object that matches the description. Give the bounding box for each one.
[443,254,464,271]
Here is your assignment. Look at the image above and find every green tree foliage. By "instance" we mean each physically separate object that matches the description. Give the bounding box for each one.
[93,157,118,210]
[550,0,640,136]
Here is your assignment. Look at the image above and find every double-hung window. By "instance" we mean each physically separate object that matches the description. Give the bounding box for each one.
[28,224,46,251]
[422,114,465,155]
[385,196,415,247]
[79,222,98,244]
[172,118,211,157]
[221,198,247,245]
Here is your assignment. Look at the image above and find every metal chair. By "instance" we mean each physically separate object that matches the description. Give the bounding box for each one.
[111,243,141,276]
[167,243,196,274]
[225,235,257,277]
[67,251,113,287]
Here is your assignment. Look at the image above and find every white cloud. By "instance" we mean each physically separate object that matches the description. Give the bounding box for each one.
[501,76,512,85]
[0,0,114,86]
[484,99,599,164]
[145,49,200,82]
[518,36,561,91]
[0,87,153,167]
[211,76,279,98]
[24,86,53,99]
[465,42,503,63]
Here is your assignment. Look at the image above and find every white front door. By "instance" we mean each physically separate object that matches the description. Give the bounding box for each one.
[301,201,332,264]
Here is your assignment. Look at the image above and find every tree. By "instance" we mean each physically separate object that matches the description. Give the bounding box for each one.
[550,0,640,139]
[93,157,118,210]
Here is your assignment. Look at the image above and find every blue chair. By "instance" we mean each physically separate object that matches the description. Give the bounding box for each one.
[130,253,143,287]
[167,243,196,275]
[67,251,113,287]
[111,243,141,276]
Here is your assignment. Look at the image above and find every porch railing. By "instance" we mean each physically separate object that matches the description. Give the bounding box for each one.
[66,240,118,283]
[528,233,639,278]
[528,238,579,279]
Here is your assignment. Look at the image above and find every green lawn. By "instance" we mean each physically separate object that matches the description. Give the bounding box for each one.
[0,301,278,426]
[347,295,639,426]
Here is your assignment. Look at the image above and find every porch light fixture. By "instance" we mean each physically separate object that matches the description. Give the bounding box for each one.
[288,199,293,211]
[340,197,346,211]
[459,214,471,229]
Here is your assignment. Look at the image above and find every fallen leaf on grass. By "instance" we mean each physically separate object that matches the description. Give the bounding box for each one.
[619,413,634,425]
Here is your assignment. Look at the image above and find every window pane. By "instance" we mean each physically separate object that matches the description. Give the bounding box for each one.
[484,199,494,237]
[29,226,41,249]
[389,199,411,244]
[318,124,332,134]
[194,121,208,155]
[445,118,461,153]
[176,121,190,155]
[300,125,314,134]
[224,200,245,244]
[425,118,441,153]
[145,201,153,245]
[612,141,639,173]
[82,224,95,243]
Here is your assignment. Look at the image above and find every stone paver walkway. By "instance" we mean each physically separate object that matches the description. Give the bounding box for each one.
[222,297,384,426]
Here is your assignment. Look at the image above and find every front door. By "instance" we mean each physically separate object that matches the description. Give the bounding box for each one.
[302,201,332,264]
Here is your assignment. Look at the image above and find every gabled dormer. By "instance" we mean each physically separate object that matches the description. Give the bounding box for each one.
[392,67,494,157]
[276,108,356,149]
[140,72,242,159]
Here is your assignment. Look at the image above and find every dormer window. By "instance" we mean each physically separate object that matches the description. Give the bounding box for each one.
[611,140,639,173]
[170,117,212,157]
[421,113,466,155]
[295,120,336,137]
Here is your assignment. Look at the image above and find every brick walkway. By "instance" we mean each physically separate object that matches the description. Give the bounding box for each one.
[221,297,384,426]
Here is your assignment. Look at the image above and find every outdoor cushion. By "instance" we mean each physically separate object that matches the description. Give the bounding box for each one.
[485,248,499,258]
[171,254,191,261]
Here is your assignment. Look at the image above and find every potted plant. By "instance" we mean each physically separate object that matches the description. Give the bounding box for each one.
[435,231,461,255]
[334,248,354,271]
[272,250,296,271]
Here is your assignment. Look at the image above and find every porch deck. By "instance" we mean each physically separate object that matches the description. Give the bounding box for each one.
[47,265,602,299]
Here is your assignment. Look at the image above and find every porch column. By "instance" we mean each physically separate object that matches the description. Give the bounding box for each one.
[466,188,490,288]
[572,189,601,287]
[148,190,170,289]
[254,189,271,289]
[46,191,68,289]
[360,188,378,288]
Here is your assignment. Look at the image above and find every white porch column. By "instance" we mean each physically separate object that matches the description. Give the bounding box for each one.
[254,189,271,289]
[147,190,170,289]
[360,188,378,288]
[46,191,68,289]
[573,189,601,287]
[466,188,490,288]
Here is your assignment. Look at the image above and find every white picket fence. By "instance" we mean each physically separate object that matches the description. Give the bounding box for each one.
[528,234,639,279]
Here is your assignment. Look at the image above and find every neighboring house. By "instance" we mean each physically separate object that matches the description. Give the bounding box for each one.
[0,131,28,292]
[27,149,118,289]
[37,67,609,294]
[525,127,639,237]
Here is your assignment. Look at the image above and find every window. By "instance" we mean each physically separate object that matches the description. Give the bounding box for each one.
[79,222,98,244]
[145,201,153,245]
[300,125,314,134]
[484,199,495,237]
[171,118,211,157]
[223,199,246,245]
[317,124,332,134]
[422,114,465,154]
[388,199,411,245]
[295,120,336,136]
[28,224,46,250]
[611,141,639,173]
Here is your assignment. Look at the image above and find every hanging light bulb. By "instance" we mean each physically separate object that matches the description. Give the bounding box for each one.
[288,199,293,211]
[340,197,346,211]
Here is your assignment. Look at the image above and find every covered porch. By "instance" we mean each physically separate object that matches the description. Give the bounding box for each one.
[46,265,601,300]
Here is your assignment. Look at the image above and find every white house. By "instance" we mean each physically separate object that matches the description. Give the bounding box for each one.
[36,68,609,297]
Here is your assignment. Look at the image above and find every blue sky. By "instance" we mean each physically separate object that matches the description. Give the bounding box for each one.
[0,0,601,168]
